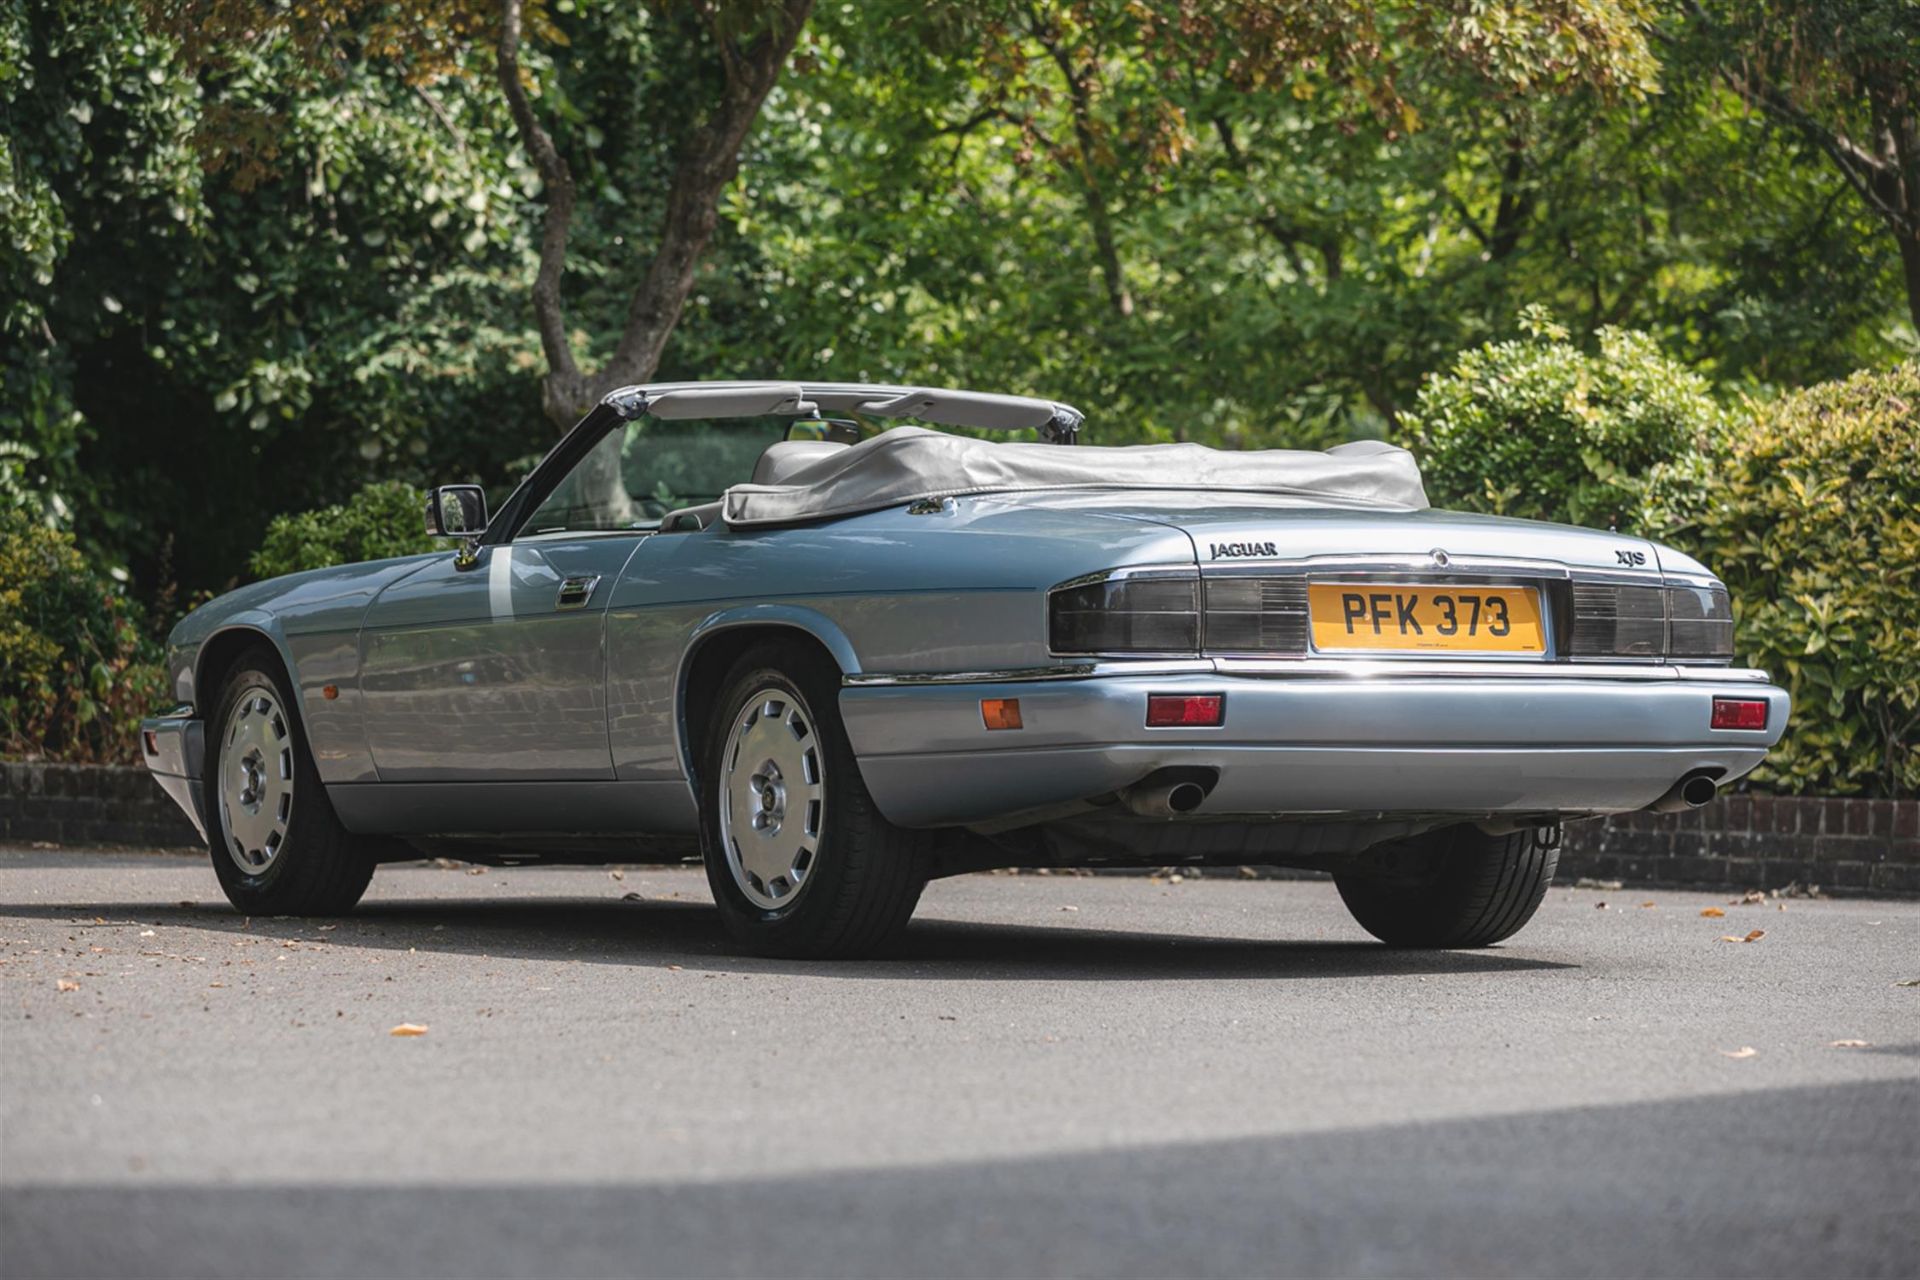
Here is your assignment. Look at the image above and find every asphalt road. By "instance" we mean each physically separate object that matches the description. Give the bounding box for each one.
[2,848,1916,1280]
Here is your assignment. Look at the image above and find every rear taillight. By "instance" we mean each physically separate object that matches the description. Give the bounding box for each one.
[1711,697,1768,730]
[1666,584,1734,658]
[1049,572,1200,656]
[1568,580,1734,661]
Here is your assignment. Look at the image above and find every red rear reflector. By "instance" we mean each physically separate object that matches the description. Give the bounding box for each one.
[980,698,1023,731]
[1711,698,1768,731]
[1146,693,1224,727]
[142,730,159,757]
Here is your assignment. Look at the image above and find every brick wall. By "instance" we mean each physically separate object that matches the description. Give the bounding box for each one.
[0,763,201,849]
[1558,795,1920,896]
[2,763,1917,897]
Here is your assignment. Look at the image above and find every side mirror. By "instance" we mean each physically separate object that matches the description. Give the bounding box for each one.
[425,485,488,538]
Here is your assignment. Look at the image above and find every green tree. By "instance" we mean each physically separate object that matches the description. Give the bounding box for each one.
[1679,0,1920,334]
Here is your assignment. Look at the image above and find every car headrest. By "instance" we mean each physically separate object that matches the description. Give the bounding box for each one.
[750,439,850,486]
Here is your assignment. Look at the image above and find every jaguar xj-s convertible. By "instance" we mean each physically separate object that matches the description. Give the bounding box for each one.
[142,380,1789,956]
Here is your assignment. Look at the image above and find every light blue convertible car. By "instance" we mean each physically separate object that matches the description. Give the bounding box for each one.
[142,381,1789,956]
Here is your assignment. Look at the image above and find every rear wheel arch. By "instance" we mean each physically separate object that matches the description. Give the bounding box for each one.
[679,622,848,786]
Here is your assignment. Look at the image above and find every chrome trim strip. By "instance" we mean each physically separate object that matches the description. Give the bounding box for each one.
[1049,563,1200,593]
[1199,553,1584,579]
[845,664,1099,687]
[1212,659,1693,681]
[845,661,1770,686]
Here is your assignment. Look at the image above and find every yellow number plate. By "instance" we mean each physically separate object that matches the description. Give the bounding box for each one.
[1308,584,1546,654]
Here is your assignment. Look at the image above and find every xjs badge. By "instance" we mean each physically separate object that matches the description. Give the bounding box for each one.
[1615,548,1648,567]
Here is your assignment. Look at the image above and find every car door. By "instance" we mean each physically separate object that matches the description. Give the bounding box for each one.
[358,534,643,781]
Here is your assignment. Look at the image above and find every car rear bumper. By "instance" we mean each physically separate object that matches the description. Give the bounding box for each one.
[139,707,208,842]
[837,667,1789,828]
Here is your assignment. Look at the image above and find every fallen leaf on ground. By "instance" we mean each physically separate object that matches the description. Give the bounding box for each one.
[609,869,624,881]
[666,964,683,971]
[1830,1039,1870,1048]
[465,867,485,876]
[1700,907,1726,918]
[621,892,644,902]
[1060,905,1079,913]
[1896,979,1920,987]
[1595,901,1608,910]
[1719,1046,1758,1059]
[388,1023,429,1037]
[1718,929,1767,943]
[1731,890,1766,905]
[56,979,79,992]
[1575,878,1623,890]
[1639,901,1656,909]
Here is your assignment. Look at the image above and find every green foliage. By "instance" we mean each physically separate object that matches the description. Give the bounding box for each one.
[0,510,167,763]
[2,0,544,601]
[1648,364,1920,797]
[1399,308,1727,529]
[250,481,436,579]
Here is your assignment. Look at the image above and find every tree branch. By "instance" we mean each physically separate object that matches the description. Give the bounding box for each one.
[496,0,583,425]
[602,0,815,387]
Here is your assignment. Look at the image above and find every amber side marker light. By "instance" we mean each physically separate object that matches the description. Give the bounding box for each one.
[1146,693,1225,727]
[321,685,340,701]
[142,730,159,757]
[1711,698,1768,731]
[981,698,1023,730]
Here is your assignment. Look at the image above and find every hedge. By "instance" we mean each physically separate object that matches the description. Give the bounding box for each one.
[1647,363,1920,796]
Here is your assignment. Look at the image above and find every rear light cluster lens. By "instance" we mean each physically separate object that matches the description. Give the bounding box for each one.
[1049,574,1199,655]
[1666,584,1734,658]
[1146,693,1224,727]
[1568,581,1734,660]
[1201,576,1309,654]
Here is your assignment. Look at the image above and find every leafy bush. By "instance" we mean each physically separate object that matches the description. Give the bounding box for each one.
[0,514,168,764]
[250,482,436,580]
[1400,307,1727,531]
[1647,363,1920,796]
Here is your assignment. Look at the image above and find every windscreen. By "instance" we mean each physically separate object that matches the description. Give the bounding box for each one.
[523,418,789,533]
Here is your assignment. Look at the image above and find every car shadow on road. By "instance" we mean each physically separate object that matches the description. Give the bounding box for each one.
[7,1078,1914,1279]
[0,894,1575,981]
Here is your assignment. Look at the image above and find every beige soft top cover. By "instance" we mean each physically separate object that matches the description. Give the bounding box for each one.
[720,427,1428,527]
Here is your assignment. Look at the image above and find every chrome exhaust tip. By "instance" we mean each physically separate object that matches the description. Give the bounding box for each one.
[1120,771,1215,818]
[1648,771,1721,814]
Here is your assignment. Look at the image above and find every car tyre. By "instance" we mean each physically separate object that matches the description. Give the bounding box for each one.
[204,644,376,915]
[1334,824,1560,948]
[699,642,930,958]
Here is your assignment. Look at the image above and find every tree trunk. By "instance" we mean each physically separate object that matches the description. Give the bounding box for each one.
[496,0,815,433]
[1897,227,1920,337]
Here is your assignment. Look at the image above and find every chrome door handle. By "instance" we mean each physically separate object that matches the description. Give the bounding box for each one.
[556,575,601,610]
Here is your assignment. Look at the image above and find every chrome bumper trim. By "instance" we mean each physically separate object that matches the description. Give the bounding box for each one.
[845,661,1773,686]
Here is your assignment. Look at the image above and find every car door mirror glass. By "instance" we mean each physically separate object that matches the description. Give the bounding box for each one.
[426,485,488,537]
